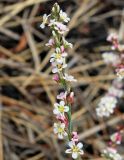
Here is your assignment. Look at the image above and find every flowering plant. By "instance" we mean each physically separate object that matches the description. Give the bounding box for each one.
[96,33,124,117]
[96,32,124,160]
[40,3,83,159]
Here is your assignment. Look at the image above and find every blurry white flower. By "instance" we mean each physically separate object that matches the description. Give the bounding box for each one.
[65,141,84,159]
[49,20,68,34]
[102,52,120,66]
[116,68,124,79]
[49,19,56,26]
[52,62,67,73]
[59,10,70,22]
[57,92,67,100]
[108,86,123,98]
[40,14,49,28]
[54,22,68,34]
[107,33,119,50]
[102,147,122,160]
[50,47,67,64]
[96,96,117,117]
[112,78,123,89]
[53,100,69,116]
[63,73,77,82]
[53,122,67,139]
[107,33,118,42]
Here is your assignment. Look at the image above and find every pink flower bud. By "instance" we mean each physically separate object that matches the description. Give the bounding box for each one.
[71,132,79,142]
[61,45,65,52]
[46,39,55,47]
[56,115,68,127]
[110,132,122,144]
[53,74,60,82]
[67,92,74,104]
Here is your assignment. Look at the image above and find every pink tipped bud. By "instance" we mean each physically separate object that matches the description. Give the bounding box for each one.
[71,132,79,142]
[53,74,60,82]
[61,45,65,52]
[57,115,68,127]
[46,39,55,47]
[67,92,74,104]
[110,132,122,144]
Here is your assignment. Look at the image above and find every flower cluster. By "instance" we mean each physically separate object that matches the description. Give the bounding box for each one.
[96,96,117,117]
[98,33,124,160]
[102,147,122,160]
[96,78,123,117]
[106,33,124,79]
[101,130,123,160]
[40,3,83,159]
[102,52,120,66]
[97,32,124,117]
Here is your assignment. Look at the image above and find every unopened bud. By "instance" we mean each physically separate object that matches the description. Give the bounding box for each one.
[53,74,60,82]
[52,3,60,14]
[67,92,74,104]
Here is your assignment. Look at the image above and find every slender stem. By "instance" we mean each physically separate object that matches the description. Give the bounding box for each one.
[67,105,72,140]
[59,71,73,140]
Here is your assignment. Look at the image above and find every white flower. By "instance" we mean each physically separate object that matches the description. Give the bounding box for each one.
[57,92,67,100]
[53,122,67,139]
[96,96,117,117]
[50,47,67,64]
[40,14,49,28]
[107,33,118,42]
[102,147,122,160]
[52,62,67,73]
[55,22,68,34]
[63,73,77,82]
[108,86,123,98]
[112,78,123,89]
[102,52,120,66]
[59,10,70,22]
[49,20,68,34]
[116,68,124,79]
[49,19,56,26]
[53,100,69,116]
[65,141,84,159]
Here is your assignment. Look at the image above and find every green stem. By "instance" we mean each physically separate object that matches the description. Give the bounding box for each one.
[67,105,72,140]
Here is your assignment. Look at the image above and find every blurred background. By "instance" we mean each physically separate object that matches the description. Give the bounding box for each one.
[0,0,124,159]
